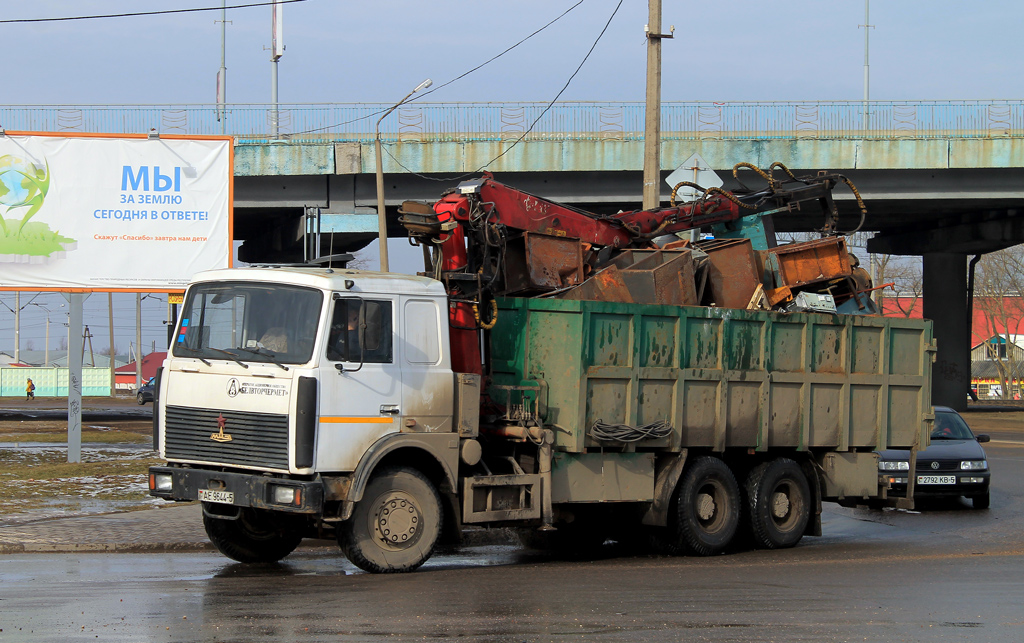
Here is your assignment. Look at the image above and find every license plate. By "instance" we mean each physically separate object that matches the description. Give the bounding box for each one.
[917,475,956,485]
[198,489,235,504]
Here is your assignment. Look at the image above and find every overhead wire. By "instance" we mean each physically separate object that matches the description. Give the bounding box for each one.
[382,0,624,182]
[296,0,587,135]
[0,0,308,24]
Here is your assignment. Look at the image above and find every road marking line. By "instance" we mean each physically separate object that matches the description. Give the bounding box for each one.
[988,439,1024,445]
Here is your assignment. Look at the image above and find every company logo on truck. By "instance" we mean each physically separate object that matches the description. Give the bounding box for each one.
[226,377,287,398]
[210,413,233,443]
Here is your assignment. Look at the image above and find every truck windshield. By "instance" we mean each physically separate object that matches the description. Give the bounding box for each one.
[173,282,323,365]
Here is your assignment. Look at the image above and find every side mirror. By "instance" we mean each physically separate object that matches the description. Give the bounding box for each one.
[976,434,991,443]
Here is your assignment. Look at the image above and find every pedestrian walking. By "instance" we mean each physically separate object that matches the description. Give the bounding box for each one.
[26,378,35,401]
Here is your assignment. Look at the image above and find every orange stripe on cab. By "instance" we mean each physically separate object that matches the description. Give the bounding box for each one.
[319,417,395,424]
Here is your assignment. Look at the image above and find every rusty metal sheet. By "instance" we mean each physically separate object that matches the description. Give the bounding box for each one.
[503,232,584,294]
[558,265,634,303]
[620,249,697,306]
[767,237,852,289]
[696,239,761,309]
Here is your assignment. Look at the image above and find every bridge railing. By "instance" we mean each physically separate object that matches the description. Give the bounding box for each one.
[1,101,1021,144]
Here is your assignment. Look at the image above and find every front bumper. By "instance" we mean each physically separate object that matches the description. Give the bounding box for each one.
[880,471,991,498]
[149,466,325,514]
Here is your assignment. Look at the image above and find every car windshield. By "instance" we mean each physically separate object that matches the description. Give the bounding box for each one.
[173,282,323,365]
[930,411,976,440]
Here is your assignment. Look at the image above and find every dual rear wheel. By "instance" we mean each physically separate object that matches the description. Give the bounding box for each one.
[672,456,811,555]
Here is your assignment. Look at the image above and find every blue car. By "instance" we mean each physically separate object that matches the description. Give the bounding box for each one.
[136,378,156,405]
[878,406,991,509]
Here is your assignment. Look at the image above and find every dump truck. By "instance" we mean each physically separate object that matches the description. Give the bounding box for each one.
[149,166,933,572]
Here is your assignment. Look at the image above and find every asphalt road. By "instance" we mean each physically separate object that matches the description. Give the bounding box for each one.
[2,433,1024,642]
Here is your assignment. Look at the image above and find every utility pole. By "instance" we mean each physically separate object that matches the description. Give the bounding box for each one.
[84,325,95,367]
[270,0,284,140]
[216,0,228,135]
[859,0,874,131]
[642,0,672,209]
[136,293,143,392]
[14,292,19,364]
[109,293,115,398]
[860,0,876,302]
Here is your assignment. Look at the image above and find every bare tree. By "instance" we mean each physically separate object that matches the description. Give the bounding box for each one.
[974,246,1024,399]
[25,340,35,351]
[876,255,923,317]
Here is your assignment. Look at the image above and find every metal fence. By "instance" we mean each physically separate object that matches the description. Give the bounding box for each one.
[1,101,1021,144]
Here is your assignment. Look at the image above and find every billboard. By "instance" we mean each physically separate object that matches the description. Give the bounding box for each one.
[0,132,232,291]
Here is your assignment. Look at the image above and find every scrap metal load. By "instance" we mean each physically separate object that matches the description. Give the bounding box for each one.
[400,162,875,370]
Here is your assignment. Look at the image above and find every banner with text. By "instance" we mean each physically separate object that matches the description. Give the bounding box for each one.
[0,134,231,290]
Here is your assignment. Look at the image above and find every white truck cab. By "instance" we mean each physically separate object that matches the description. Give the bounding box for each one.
[150,266,467,571]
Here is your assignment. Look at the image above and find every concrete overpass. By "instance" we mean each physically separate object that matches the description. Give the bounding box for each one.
[6,100,1024,408]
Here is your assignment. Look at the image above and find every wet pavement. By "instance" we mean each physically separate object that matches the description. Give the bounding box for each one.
[0,406,1021,640]
[0,395,152,421]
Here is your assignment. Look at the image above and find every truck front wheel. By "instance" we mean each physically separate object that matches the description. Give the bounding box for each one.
[339,466,442,573]
[673,456,740,556]
[745,458,810,549]
[203,507,303,563]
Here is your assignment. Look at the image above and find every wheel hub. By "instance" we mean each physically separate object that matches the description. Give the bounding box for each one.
[771,490,790,519]
[374,493,421,547]
[696,492,716,521]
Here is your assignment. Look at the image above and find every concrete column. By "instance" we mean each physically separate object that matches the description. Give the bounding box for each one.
[922,253,969,411]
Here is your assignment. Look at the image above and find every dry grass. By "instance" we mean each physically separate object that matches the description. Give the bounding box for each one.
[0,420,161,518]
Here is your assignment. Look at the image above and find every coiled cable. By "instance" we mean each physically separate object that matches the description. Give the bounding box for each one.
[590,420,673,442]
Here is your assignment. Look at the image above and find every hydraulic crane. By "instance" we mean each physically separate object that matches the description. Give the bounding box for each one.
[399,163,867,373]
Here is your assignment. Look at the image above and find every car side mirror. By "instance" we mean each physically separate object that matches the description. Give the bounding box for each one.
[976,434,991,443]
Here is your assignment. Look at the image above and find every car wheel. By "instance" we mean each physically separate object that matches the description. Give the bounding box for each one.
[970,491,990,510]
[672,456,740,556]
[137,393,146,405]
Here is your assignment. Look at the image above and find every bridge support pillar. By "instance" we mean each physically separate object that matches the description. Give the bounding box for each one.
[922,253,970,411]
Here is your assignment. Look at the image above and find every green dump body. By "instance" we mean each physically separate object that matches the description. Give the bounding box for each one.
[490,297,934,455]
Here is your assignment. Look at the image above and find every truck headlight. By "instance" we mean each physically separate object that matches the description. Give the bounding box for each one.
[271,485,301,506]
[960,460,987,470]
[150,473,173,492]
[879,461,909,471]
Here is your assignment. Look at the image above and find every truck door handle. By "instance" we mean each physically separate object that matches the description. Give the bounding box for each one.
[380,405,400,415]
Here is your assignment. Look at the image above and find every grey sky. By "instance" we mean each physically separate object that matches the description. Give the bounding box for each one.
[8,1,1020,105]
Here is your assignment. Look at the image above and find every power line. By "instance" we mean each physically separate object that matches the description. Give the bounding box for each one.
[409,0,586,103]
[295,0,587,135]
[0,0,307,24]
[383,0,624,182]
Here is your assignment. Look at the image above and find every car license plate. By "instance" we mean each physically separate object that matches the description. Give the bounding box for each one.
[917,475,956,485]
[198,489,234,504]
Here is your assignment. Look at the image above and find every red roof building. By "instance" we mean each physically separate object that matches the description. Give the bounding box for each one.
[114,352,167,389]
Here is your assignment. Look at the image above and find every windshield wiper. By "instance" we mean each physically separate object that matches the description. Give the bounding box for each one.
[176,346,212,366]
[209,347,249,369]
[239,346,289,371]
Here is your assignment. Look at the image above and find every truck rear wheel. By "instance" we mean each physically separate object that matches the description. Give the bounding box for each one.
[674,456,740,556]
[203,507,303,563]
[745,458,810,549]
[339,466,442,573]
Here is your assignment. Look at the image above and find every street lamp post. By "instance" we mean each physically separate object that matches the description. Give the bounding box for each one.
[374,78,432,273]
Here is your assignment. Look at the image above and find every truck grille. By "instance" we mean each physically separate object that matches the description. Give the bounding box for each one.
[164,405,290,471]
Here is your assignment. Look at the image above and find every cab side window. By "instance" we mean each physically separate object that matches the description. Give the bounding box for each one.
[326,299,393,363]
